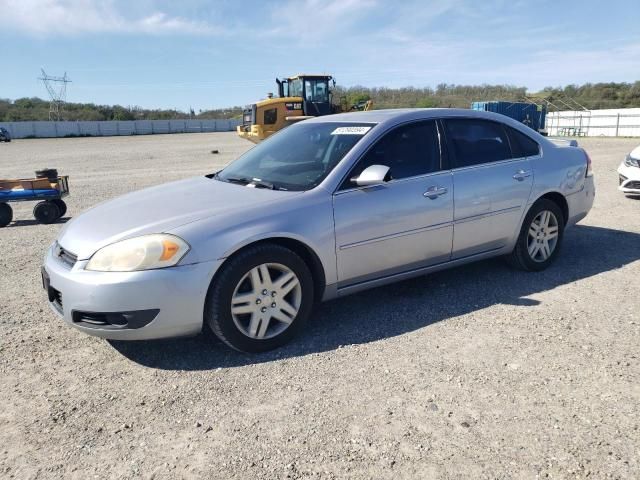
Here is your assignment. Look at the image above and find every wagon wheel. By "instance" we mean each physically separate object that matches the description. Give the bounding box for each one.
[33,201,60,224]
[0,203,13,227]
[51,199,67,218]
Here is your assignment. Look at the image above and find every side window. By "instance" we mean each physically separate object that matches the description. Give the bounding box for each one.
[340,121,440,190]
[445,119,511,167]
[264,108,277,125]
[505,126,540,158]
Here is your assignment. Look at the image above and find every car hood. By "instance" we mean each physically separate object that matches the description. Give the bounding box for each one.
[630,145,640,160]
[58,176,299,259]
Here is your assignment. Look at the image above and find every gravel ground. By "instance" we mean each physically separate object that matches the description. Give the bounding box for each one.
[0,133,639,479]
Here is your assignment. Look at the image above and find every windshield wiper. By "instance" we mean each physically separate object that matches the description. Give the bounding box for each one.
[223,175,252,185]
[252,180,277,190]
[223,176,280,190]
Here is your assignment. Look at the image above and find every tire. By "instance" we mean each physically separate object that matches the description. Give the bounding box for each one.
[508,198,565,271]
[0,203,13,227]
[33,201,60,224]
[51,199,67,218]
[205,244,315,353]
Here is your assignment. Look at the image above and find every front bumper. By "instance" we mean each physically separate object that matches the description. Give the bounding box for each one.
[617,161,640,195]
[42,244,222,340]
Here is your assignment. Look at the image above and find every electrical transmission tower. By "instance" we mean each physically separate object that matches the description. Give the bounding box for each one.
[38,68,71,121]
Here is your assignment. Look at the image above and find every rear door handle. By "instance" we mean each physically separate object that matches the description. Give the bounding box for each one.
[423,186,448,199]
[513,170,532,181]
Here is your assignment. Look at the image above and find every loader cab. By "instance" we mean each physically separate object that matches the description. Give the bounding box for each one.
[237,74,337,144]
[277,75,334,116]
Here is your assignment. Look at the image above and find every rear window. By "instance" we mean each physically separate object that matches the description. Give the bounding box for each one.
[506,126,540,157]
[445,119,511,167]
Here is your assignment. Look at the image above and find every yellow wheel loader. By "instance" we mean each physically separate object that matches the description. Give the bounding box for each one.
[237,74,372,143]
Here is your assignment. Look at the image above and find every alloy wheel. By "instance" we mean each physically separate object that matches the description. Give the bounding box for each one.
[230,263,302,339]
[527,210,559,262]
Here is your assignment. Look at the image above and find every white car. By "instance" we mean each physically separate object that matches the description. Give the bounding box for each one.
[618,145,640,196]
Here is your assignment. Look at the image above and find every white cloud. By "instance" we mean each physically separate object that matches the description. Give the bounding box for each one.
[136,11,218,35]
[0,0,220,36]
[266,0,377,40]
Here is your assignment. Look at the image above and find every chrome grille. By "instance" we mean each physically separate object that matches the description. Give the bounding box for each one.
[54,242,77,268]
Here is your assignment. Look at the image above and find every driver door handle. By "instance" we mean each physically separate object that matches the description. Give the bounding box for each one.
[513,169,532,181]
[423,186,448,199]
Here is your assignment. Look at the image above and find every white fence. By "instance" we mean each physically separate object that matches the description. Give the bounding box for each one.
[546,108,640,137]
[0,119,242,139]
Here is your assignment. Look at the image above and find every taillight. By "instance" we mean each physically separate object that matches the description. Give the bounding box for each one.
[584,150,593,177]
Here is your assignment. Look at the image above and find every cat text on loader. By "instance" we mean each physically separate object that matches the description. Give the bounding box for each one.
[237,74,372,143]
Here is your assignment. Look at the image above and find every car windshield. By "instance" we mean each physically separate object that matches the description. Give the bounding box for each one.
[216,122,375,191]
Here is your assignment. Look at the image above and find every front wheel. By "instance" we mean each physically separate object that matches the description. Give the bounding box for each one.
[508,199,565,271]
[205,244,315,352]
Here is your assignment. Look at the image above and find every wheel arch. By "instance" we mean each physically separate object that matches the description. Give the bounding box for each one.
[533,191,569,225]
[510,190,569,251]
[214,236,327,304]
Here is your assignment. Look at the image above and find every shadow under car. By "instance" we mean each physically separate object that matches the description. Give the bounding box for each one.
[109,225,639,370]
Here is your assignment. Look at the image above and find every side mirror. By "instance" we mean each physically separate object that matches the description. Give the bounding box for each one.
[351,164,391,187]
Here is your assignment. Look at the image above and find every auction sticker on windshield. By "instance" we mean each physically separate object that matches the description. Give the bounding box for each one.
[331,126,372,135]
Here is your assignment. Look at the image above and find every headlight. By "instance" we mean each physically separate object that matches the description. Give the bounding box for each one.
[625,154,640,168]
[86,234,190,272]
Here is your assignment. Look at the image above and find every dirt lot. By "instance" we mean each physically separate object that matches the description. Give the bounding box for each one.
[0,133,638,479]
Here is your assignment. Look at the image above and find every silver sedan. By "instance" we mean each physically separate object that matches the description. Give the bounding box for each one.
[42,109,595,352]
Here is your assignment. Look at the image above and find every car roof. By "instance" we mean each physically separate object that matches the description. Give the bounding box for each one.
[309,108,516,123]
[305,108,546,139]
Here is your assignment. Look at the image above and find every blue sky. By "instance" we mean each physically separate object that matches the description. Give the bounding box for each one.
[1,0,639,110]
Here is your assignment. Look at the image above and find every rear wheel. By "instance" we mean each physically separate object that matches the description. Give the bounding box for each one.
[0,203,13,227]
[51,199,67,218]
[33,201,60,224]
[205,244,314,352]
[508,198,564,271]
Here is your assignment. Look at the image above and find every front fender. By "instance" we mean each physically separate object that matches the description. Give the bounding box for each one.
[218,231,323,261]
[169,192,338,286]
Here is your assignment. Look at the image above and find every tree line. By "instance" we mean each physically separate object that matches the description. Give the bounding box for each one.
[2,81,639,121]
[335,82,640,111]
[0,97,243,122]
